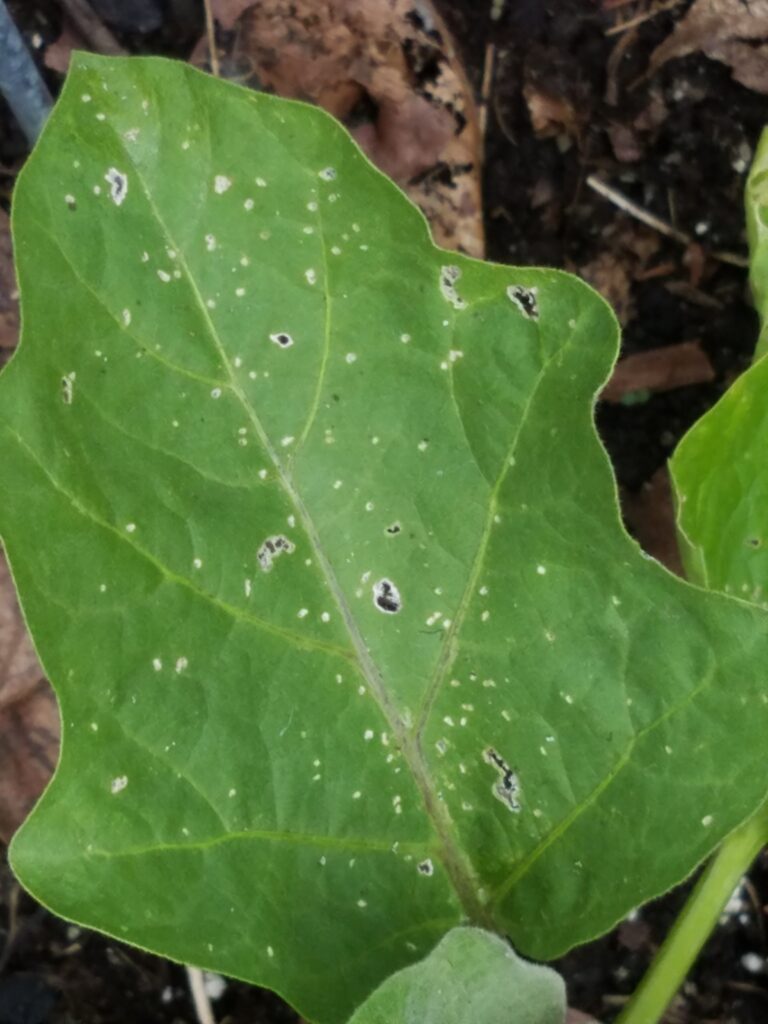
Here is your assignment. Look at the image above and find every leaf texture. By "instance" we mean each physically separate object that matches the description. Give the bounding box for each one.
[346,927,565,1024]
[3,55,768,1023]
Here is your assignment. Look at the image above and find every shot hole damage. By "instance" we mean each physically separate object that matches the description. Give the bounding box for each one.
[439,265,467,310]
[483,748,521,812]
[506,284,539,321]
[385,522,401,536]
[270,332,294,349]
[61,371,76,404]
[417,859,434,876]
[373,578,402,614]
[258,535,295,573]
[105,167,128,206]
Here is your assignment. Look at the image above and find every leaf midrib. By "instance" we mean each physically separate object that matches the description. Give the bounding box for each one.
[114,138,492,923]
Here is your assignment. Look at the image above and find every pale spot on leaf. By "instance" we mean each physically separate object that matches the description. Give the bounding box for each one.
[104,167,128,206]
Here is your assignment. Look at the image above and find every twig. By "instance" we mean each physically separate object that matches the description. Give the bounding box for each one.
[0,0,53,144]
[606,0,682,37]
[186,966,217,1024]
[203,0,220,77]
[58,0,127,55]
[479,41,495,153]
[585,175,749,267]
[587,173,690,242]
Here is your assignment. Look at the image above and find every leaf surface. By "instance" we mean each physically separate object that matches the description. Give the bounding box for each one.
[672,126,768,592]
[748,127,768,359]
[4,55,768,1024]
[346,926,565,1024]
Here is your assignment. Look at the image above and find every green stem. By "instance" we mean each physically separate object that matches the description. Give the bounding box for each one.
[616,799,768,1024]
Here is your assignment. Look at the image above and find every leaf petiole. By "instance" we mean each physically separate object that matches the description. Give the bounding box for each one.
[617,799,768,1024]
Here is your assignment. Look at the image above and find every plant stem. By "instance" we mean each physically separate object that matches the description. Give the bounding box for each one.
[617,799,768,1024]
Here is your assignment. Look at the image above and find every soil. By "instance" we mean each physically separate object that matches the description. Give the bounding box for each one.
[1,1,767,1022]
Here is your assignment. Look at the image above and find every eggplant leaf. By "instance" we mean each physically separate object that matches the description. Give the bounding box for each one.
[4,55,768,1024]
[346,927,565,1024]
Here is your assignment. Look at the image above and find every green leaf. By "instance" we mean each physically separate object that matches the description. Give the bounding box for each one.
[747,127,768,360]
[346,927,565,1024]
[670,351,768,593]
[672,132,768,594]
[4,53,768,1024]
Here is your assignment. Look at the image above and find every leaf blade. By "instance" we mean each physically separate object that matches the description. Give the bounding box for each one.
[346,927,566,1024]
[3,53,768,1023]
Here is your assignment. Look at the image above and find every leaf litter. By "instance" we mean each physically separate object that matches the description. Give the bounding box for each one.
[649,0,768,95]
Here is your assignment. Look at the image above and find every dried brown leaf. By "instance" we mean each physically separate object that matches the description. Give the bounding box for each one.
[0,211,19,363]
[43,23,87,74]
[621,467,684,576]
[649,0,768,94]
[0,552,59,844]
[523,84,582,139]
[580,251,634,324]
[577,224,661,325]
[601,340,715,401]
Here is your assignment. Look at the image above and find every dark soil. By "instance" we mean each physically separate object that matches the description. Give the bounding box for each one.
[1,1,767,1022]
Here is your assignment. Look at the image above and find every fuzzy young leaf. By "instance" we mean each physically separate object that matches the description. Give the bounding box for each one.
[346,927,565,1024]
[4,55,768,1024]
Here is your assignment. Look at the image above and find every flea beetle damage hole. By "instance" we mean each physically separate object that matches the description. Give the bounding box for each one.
[506,284,539,321]
[258,535,296,573]
[483,747,521,812]
[105,167,128,206]
[270,332,294,349]
[373,578,402,614]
